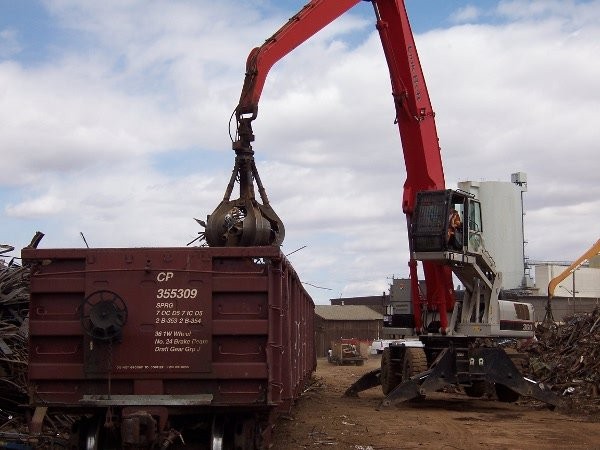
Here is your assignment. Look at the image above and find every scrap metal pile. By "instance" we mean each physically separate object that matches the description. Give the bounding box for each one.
[0,254,32,442]
[0,254,29,414]
[0,253,74,447]
[525,309,600,415]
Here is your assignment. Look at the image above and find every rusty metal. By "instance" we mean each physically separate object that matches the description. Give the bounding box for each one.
[29,407,47,435]
[0,258,30,410]
[203,118,285,248]
[0,244,77,447]
[21,245,315,448]
[525,309,600,414]
[121,411,157,447]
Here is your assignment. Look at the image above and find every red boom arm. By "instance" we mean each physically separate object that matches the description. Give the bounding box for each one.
[236,0,361,119]
[234,0,455,332]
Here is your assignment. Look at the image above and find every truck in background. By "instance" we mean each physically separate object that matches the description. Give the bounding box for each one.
[328,339,368,366]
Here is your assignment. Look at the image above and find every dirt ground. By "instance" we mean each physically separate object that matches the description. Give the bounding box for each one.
[271,356,600,450]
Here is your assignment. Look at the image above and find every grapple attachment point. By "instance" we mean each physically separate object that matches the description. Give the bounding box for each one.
[204,149,285,248]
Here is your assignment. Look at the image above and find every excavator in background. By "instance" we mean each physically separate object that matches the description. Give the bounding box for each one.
[544,238,600,324]
[203,0,561,408]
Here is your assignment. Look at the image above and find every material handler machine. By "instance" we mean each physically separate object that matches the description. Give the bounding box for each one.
[204,0,561,408]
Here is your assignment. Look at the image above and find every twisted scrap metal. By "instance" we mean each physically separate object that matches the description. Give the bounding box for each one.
[0,245,72,446]
[524,308,600,414]
[0,259,30,409]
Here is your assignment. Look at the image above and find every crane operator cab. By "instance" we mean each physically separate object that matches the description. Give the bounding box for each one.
[410,189,536,339]
[411,189,484,259]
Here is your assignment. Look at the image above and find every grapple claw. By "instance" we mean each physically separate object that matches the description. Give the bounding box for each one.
[204,142,284,247]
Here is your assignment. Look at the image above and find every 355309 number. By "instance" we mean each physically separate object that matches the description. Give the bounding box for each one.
[156,288,198,299]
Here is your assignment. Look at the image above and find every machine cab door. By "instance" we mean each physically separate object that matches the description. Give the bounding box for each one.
[466,198,483,254]
[447,191,483,256]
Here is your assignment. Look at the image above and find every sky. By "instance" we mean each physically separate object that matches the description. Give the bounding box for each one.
[1,0,599,304]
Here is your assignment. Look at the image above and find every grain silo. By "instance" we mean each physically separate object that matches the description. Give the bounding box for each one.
[457,172,532,290]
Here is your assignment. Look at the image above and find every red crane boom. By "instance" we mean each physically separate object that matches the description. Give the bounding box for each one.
[207,0,455,332]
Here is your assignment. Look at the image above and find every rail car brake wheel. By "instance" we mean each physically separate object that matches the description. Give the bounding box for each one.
[80,290,128,341]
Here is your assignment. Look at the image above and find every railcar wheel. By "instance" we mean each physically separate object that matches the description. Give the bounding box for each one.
[77,415,103,450]
[211,416,225,450]
[380,348,401,395]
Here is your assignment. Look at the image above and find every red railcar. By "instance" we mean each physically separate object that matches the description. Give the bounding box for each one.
[22,246,315,449]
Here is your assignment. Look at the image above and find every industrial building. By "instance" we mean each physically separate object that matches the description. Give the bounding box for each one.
[535,262,600,299]
[314,305,383,357]
[330,294,388,315]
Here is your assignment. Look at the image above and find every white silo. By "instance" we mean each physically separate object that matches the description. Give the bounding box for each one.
[457,173,528,290]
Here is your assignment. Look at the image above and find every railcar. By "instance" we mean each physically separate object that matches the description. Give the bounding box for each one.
[23,246,315,449]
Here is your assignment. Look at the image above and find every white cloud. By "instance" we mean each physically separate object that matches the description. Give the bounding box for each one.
[496,0,600,25]
[6,193,67,218]
[450,5,483,23]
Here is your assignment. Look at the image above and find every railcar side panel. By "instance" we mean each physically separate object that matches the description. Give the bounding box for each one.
[24,246,315,424]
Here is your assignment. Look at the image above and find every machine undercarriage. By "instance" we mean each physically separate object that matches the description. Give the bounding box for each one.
[345,189,561,408]
[344,337,561,409]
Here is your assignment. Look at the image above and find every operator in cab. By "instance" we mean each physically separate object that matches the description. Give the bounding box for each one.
[447,208,462,250]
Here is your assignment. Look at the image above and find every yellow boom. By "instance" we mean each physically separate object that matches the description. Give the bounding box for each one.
[547,238,600,298]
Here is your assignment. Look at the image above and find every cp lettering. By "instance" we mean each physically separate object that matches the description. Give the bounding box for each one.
[157,272,174,283]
